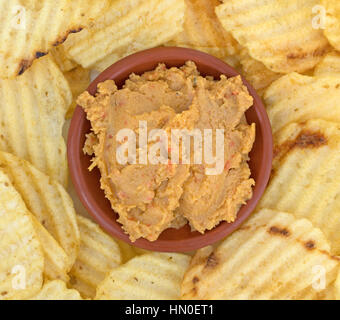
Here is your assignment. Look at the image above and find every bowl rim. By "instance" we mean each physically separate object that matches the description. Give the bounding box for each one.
[67,46,273,252]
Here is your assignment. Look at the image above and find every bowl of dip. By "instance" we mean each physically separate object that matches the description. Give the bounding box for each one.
[68,47,273,252]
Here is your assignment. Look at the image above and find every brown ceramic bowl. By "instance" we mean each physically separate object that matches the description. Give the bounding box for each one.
[68,47,273,252]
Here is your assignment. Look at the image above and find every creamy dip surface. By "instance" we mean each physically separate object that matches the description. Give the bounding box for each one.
[77,61,255,242]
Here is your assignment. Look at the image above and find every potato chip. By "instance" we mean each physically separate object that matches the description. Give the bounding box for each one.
[167,0,238,56]
[216,0,330,73]
[96,252,190,300]
[264,73,340,133]
[181,209,339,300]
[0,55,71,186]
[116,240,190,262]
[30,280,82,300]
[31,216,69,282]
[335,270,340,300]
[259,120,340,254]
[50,46,77,72]
[0,170,44,300]
[116,240,140,264]
[69,216,122,299]
[239,48,282,96]
[63,0,186,71]
[65,174,93,220]
[314,52,340,76]
[223,53,243,71]
[322,0,340,51]
[64,66,91,118]
[0,151,80,268]
[320,285,336,300]
[0,0,110,78]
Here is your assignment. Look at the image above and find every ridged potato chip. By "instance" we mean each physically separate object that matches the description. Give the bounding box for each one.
[63,0,186,71]
[216,0,330,73]
[0,170,44,300]
[69,216,122,299]
[259,120,340,254]
[264,73,340,133]
[31,216,69,282]
[322,0,340,51]
[181,209,339,300]
[116,240,142,264]
[314,52,340,76]
[30,280,82,300]
[239,48,282,96]
[167,0,238,57]
[116,242,187,261]
[96,252,190,300]
[0,55,71,186]
[64,66,91,118]
[0,0,110,78]
[335,270,340,300]
[0,151,79,268]
[51,46,77,73]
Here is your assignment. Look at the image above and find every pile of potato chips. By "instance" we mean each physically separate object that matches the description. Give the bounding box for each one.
[1,0,340,300]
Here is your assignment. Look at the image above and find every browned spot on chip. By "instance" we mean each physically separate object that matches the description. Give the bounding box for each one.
[35,51,47,59]
[295,132,327,148]
[18,59,32,75]
[205,253,218,268]
[287,47,328,60]
[287,52,308,60]
[1,291,7,296]
[192,276,199,284]
[268,226,290,237]
[331,255,340,262]
[274,131,327,161]
[305,240,316,250]
[53,27,83,46]
[191,287,197,296]
[69,27,83,34]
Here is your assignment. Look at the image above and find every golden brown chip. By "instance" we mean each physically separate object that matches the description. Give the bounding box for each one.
[63,66,91,118]
[30,216,69,282]
[68,216,122,299]
[216,0,330,73]
[116,240,190,263]
[0,170,44,300]
[314,52,340,76]
[259,120,340,254]
[63,0,186,71]
[239,48,283,96]
[50,45,77,72]
[322,0,340,51]
[30,280,82,300]
[96,252,190,300]
[0,0,110,78]
[0,55,71,186]
[181,209,339,300]
[335,270,340,300]
[167,0,238,56]
[0,151,80,268]
[116,240,143,264]
[265,73,340,134]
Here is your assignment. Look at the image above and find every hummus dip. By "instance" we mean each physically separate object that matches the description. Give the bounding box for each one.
[77,62,255,242]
